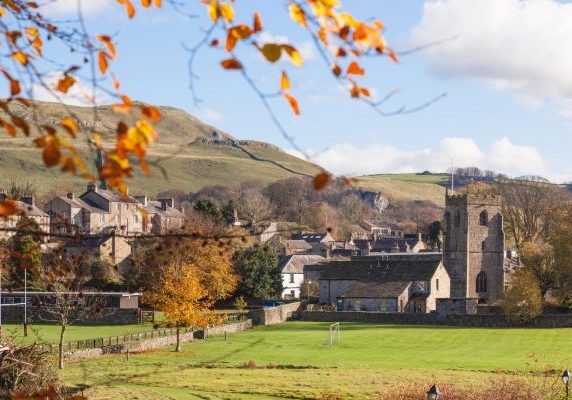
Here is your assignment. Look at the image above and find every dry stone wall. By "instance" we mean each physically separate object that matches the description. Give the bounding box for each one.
[248,302,302,325]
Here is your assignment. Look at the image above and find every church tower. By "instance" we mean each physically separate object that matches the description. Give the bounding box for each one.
[442,191,506,304]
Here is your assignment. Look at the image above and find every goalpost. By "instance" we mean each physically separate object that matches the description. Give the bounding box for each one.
[328,322,341,349]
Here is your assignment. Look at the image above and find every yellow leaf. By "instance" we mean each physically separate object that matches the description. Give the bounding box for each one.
[347,61,365,76]
[220,58,243,70]
[153,0,162,6]
[284,93,300,116]
[289,4,307,27]
[12,51,29,66]
[220,3,234,22]
[92,133,102,148]
[280,71,290,90]
[60,117,79,138]
[281,45,303,66]
[260,43,281,63]
[207,0,220,22]
[141,0,151,7]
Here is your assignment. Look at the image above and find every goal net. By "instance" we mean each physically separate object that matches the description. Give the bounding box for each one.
[328,322,341,349]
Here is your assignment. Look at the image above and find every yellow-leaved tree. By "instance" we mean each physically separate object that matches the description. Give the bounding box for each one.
[143,233,238,352]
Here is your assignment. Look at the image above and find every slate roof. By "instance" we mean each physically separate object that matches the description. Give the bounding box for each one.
[279,254,325,274]
[15,201,48,217]
[291,233,333,243]
[285,239,313,251]
[53,196,104,213]
[306,253,442,282]
[339,280,410,298]
[353,237,423,253]
[145,200,185,218]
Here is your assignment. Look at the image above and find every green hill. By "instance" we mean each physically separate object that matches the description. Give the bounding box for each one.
[0,101,322,196]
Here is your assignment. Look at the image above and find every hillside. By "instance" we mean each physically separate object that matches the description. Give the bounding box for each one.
[0,101,322,196]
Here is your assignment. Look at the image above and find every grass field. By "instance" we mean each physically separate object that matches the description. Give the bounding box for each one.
[365,173,450,184]
[61,322,572,399]
[2,323,155,344]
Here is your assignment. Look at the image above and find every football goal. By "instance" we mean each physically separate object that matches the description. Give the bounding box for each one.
[328,322,341,349]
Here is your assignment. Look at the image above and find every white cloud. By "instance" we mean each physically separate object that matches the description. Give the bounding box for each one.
[196,108,223,122]
[289,137,547,179]
[412,0,572,106]
[41,0,114,17]
[31,73,112,106]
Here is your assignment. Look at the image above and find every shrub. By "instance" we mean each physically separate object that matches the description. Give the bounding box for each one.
[234,296,247,311]
[501,270,543,325]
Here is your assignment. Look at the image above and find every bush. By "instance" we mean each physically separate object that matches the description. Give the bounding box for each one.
[501,270,543,325]
[234,296,247,311]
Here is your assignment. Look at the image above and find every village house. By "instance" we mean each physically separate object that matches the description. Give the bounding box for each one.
[353,233,426,255]
[279,254,325,299]
[306,253,450,313]
[360,220,404,238]
[290,232,335,255]
[133,196,185,234]
[0,193,50,240]
[64,235,132,274]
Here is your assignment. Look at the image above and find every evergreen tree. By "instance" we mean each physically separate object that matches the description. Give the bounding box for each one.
[8,216,43,289]
[233,246,281,300]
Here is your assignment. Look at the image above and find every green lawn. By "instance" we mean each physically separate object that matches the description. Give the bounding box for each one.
[2,323,155,344]
[61,322,572,399]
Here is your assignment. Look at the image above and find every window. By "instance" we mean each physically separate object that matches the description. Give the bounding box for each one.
[436,279,439,291]
[444,212,451,231]
[380,299,388,312]
[479,210,488,226]
[290,290,296,298]
[481,240,486,251]
[476,271,487,293]
[290,274,295,283]
[454,211,461,227]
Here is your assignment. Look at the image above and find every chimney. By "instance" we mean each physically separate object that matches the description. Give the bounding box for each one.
[21,196,34,207]
[87,182,97,192]
[363,242,371,256]
[135,195,148,206]
[67,192,74,200]
[391,242,400,253]
[159,198,174,211]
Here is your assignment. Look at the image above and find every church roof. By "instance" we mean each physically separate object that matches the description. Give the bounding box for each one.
[339,280,410,298]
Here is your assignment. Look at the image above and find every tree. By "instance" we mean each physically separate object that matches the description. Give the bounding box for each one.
[143,234,238,352]
[193,199,222,222]
[520,241,555,298]
[237,189,274,225]
[8,216,43,289]
[233,246,281,300]
[497,179,569,250]
[299,279,319,299]
[548,202,572,307]
[500,270,543,325]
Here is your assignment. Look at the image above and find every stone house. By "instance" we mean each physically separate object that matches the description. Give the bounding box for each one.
[279,254,325,299]
[64,235,132,274]
[354,233,426,255]
[360,220,404,238]
[134,196,185,234]
[306,253,450,313]
[0,194,50,240]
[290,232,335,255]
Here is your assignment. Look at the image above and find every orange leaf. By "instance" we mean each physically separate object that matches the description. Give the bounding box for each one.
[141,0,151,7]
[359,87,370,97]
[387,48,399,63]
[153,0,162,6]
[56,75,76,93]
[331,64,341,77]
[141,105,161,122]
[220,58,242,70]
[0,200,18,217]
[284,93,300,116]
[97,35,116,58]
[210,39,219,47]
[2,71,20,96]
[313,172,331,190]
[230,24,252,39]
[225,31,237,52]
[0,121,16,137]
[98,51,109,74]
[112,74,121,90]
[260,43,281,63]
[126,0,135,18]
[280,71,290,90]
[347,61,365,76]
[253,11,262,33]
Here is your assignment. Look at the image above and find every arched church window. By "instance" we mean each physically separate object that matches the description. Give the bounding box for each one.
[476,271,487,293]
[479,210,488,226]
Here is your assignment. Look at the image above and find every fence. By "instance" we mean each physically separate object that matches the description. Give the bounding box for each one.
[39,327,184,353]
[39,312,249,353]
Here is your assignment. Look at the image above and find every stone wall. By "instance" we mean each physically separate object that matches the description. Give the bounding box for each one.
[65,319,253,360]
[437,298,478,316]
[248,302,302,325]
[302,311,572,328]
[1,306,139,325]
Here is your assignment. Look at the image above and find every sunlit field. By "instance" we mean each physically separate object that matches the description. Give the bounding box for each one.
[61,322,572,399]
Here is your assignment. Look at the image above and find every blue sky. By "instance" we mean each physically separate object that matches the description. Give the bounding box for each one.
[39,0,572,182]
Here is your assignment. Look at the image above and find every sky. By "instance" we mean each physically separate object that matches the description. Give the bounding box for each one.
[35,0,572,182]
